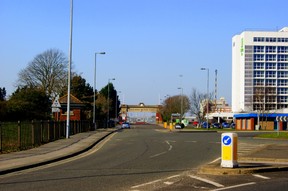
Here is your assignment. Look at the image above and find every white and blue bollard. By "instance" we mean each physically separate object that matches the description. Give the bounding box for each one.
[221,133,238,168]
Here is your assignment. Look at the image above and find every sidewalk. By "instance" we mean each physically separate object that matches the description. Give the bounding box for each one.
[0,128,118,175]
[199,143,288,175]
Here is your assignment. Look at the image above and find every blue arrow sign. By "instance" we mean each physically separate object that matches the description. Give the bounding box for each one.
[222,135,232,146]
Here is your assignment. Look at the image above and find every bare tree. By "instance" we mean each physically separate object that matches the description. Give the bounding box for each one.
[17,49,68,97]
[189,88,213,123]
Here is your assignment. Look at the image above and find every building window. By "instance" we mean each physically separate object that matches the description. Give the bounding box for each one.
[278,79,288,86]
[254,62,264,69]
[266,54,276,61]
[278,71,288,78]
[278,38,288,42]
[266,79,276,86]
[266,63,276,69]
[266,37,277,42]
[254,54,264,61]
[278,55,288,62]
[278,96,288,103]
[266,46,276,53]
[278,46,288,53]
[254,37,265,42]
[278,88,288,94]
[254,71,264,78]
[266,71,276,78]
[266,96,276,103]
[254,46,264,53]
[253,79,264,86]
[278,63,288,70]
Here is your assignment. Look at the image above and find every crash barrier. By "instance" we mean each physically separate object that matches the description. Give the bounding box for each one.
[0,120,92,153]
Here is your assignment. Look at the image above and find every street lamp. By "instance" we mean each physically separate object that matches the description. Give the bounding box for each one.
[178,87,183,122]
[201,68,209,129]
[66,0,73,139]
[107,78,115,127]
[93,52,105,130]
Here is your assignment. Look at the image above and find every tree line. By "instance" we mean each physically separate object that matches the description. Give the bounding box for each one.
[0,49,120,122]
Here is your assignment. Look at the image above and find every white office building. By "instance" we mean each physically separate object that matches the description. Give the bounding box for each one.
[232,27,288,112]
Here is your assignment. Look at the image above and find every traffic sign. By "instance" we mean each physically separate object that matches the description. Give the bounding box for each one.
[222,135,232,146]
[52,98,61,108]
[52,108,60,113]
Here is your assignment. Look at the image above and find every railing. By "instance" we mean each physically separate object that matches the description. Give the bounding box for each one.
[0,120,92,153]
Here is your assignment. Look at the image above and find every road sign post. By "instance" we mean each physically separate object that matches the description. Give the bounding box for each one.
[221,133,238,168]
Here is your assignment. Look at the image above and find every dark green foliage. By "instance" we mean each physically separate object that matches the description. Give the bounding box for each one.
[0,87,6,101]
[6,86,51,121]
[99,83,120,119]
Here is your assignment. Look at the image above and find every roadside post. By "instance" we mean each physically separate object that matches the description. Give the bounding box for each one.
[169,123,173,131]
[164,122,167,129]
[221,133,238,168]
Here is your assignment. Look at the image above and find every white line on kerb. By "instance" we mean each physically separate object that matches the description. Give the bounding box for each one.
[253,174,271,180]
[211,182,256,191]
[209,157,221,164]
[189,175,224,188]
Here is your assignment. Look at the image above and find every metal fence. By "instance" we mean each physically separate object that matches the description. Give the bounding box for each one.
[0,120,92,153]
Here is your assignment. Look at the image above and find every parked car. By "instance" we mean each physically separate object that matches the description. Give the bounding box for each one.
[192,121,199,126]
[201,122,210,128]
[222,122,230,128]
[121,122,130,129]
[230,123,235,129]
[212,123,221,129]
[175,123,184,129]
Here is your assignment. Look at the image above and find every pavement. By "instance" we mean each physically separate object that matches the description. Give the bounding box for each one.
[0,128,288,176]
[0,128,118,175]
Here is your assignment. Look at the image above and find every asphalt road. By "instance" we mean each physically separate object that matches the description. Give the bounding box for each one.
[0,124,221,191]
[0,125,287,191]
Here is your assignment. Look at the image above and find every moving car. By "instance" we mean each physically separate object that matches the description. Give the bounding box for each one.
[121,122,130,129]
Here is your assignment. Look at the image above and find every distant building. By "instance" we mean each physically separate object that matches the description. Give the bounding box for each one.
[209,97,233,122]
[211,97,232,113]
[232,27,288,112]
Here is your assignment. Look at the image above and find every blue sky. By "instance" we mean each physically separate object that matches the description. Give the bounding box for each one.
[1,0,288,105]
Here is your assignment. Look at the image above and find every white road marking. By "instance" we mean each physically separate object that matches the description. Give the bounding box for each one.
[150,140,172,158]
[164,181,174,185]
[211,182,256,191]
[253,174,270,180]
[209,157,221,164]
[185,141,197,143]
[131,175,180,189]
[189,175,224,188]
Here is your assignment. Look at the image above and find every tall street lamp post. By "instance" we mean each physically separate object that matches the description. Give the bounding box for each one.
[178,87,183,122]
[93,52,105,130]
[66,0,73,139]
[201,68,209,129]
[107,78,115,127]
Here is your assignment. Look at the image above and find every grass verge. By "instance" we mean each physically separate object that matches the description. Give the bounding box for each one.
[256,132,288,139]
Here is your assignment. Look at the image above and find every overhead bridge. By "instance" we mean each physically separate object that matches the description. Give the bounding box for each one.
[120,103,162,124]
